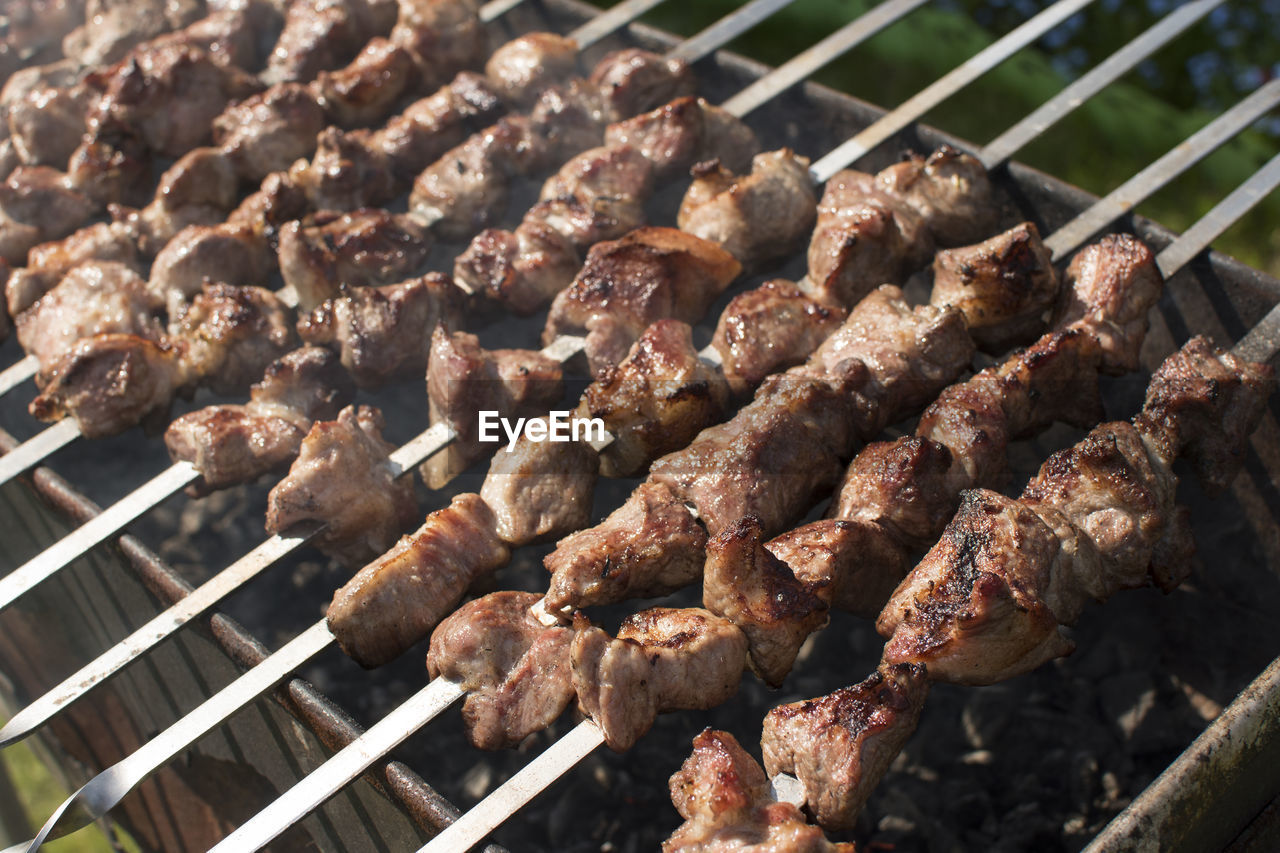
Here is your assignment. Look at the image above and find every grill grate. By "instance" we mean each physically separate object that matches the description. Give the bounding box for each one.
[2,0,1279,850]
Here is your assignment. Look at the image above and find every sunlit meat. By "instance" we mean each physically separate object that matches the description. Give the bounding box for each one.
[148,222,272,314]
[603,96,757,180]
[227,171,311,239]
[761,664,930,830]
[169,282,295,395]
[389,0,486,88]
[369,70,502,183]
[0,166,95,263]
[767,518,907,619]
[677,149,817,269]
[266,404,418,568]
[929,221,1057,352]
[117,146,242,253]
[874,146,996,247]
[543,481,707,618]
[311,37,414,128]
[710,279,846,396]
[428,590,575,749]
[479,427,599,546]
[277,209,431,311]
[4,0,90,68]
[572,607,748,751]
[328,493,510,667]
[422,326,564,488]
[297,273,464,388]
[288,126,397,212]
[578,319,730,478]
[542,227,740,372]
[15,260,161,376]
[5,221,139,317]
[262,0,398,86]
[664,729,854,853]
[63,0,207,69]
[483,32,579,105]
[703,516,828,688]
[212,82,327,180]
[6,83,93,168]
[589,48,693,120]
[165,346,355,495]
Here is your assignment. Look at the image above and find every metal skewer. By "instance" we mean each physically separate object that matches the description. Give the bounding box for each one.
[412,92,1280,853]
[0,0,907,754]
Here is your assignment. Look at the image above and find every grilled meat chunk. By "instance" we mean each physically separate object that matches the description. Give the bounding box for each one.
[16,260,162,376]
[710,279,846,396]
[0,166,95,262]
[604,96,756,179]
[166,346,354,495]
[290,126,398,212]
[266,405,417,567]
[762,664,930,830]
[389,0,485,88]
[930,221,1057,352]
[169,283,295,395]
[277,209,431,311]
[479,428,599,546]
[422,326,564,488]
[329,493,510,667]
[7,83,92,168]
[678,149,816,269]
[428,590,575,749]
[122,147,242,253]
[703,516,829,688]
[664,729,854,853]
[803,169,932,307]
[454,222,579,316]
[149,222,272,314]
[572,607,747,751]
[6,221,140,316]
[542,227,740,372]
[579,319,730,478]
[589,48,692,120]
[66,0,208,68]
[227,171,311,238]
[30,333,192,437]
[483,32,578,105]
[874,146,995,246]
[298,273,464,388]
[767,519,908,619]
[212,82,327,181]
[263,0,396,85]
[544,481,707,618]
[371,70,502,182]
[311,37,414,128]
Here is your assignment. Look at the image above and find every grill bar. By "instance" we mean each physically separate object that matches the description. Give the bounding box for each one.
[415,113,1280,851]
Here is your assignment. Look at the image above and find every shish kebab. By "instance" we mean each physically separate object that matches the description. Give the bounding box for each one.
[2,3,1100,840]
[419,144,1280,853]
[0,0,797,480]
[0,0,909,623]
[0,0,513,389]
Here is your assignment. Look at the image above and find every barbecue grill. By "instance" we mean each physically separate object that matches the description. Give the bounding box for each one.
[1,0,1279,850]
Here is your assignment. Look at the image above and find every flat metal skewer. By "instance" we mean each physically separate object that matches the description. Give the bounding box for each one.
[413,101,1280,853]
[0,0,903,754]
[0,354,37,396]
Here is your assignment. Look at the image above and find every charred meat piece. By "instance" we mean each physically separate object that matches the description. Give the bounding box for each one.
[677,149,816,269]
[579,319,730,478]
[227,171,311,239]
[803,169,932,307]
[122,147,242,253]
[703,516,829,688]
[65,129,153,210]
[371,70,502,182]
[831,435,960,551]
[298,273,464,388]
[483,32,579,105]
[277,209,431,311]
[874,146,995,247]
[389,0,486,89]
[1053,232,1163,374]
[604,96,757,180]
[664,729,854,853]
[212,82,327,181]
[290,126,398,212]
[588,48,693,120]
[16,260,162,376]
[930,221,1057,352]
[263,0,396,86]
[310,37,414,128]
[478,427,599,546]
[30,333,193,437]
[762,664,929,830]
[428,590,575,749]
[710,279,846,396]
[542,226,739,373]
[328,493,510,668]
[165,346,354,495]
[89,42,261,158]
[266,405,417,568]
[544,481,708,618]
[0,166,95,262]
[149,222,272,314]
[169,283,295,395]
[422,326,564,488]
[571,607,747,751]
[454,222,579,316]
[767,519,908,620]
[5,221,140,317]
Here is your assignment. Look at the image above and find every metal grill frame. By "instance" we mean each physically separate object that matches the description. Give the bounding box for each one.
[1,0,1279,849]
